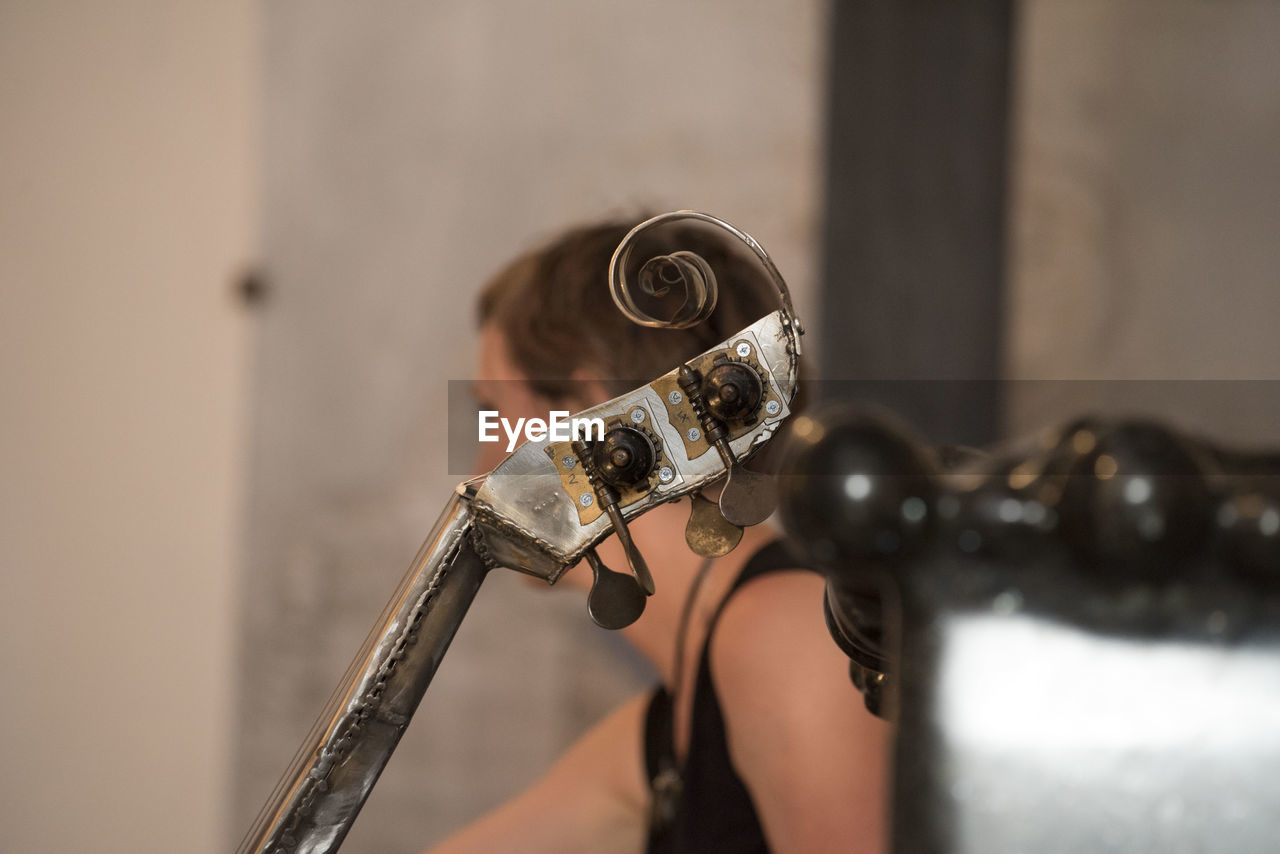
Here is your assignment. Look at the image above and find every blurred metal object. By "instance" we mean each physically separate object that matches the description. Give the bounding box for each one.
[778,406,937,718]
[238,212,804,853]
[780,406,1280,852]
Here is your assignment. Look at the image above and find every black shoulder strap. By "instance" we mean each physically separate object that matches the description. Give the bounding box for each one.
[644,685,674,782]
[646,541,815,833]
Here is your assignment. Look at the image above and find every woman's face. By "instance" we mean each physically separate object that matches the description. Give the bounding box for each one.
[473,324,615,475]
[473,324,550,475]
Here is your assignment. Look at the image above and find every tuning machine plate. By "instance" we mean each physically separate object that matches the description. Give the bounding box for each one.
[651,334,786,463]
[546,412,671,526]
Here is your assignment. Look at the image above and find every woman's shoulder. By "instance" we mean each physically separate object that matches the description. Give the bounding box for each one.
[706,542,891,852]
[711,564,833,680]
[712,531,822,623]
[709,534,843,708]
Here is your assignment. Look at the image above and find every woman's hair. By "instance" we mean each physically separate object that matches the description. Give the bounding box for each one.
[478,217,781,400]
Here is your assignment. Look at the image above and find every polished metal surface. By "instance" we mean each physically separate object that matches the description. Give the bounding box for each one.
[237,487,487,854]
[608,210,804,335]
[910,601,1280,854]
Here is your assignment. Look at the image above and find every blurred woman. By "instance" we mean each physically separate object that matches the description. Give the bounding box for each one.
[431,218,889,854]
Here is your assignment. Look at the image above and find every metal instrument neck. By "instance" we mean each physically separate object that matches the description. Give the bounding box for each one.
[237,488,487,854]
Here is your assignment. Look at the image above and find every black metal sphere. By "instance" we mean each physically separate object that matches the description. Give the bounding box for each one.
[1215,481,1280,581]
[1057,420,1215,577]
[952,478,1060,561]
[778,406,937,570]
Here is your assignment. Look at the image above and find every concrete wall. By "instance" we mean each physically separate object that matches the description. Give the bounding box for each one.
[0,3,257,852]
[1007,0,1280,444]
[236,3,827,851]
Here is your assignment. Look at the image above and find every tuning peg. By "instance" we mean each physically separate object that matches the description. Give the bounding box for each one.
[601,498,656,595]
[572,439,657,596]
[584,548,646,629]
[685,491,744,557]
[719,463,777,527]
[677,364,778,527]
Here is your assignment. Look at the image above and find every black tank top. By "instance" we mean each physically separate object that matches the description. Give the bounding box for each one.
[644,541,803,854]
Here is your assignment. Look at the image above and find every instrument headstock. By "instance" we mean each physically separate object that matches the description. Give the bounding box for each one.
[470,212,803,628]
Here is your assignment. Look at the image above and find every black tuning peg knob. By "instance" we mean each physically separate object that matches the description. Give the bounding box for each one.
[584,548,646,630]
[592,426,657,488]
[677,364,777,527]
[572,439,656,596]
[703,360,763,423]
